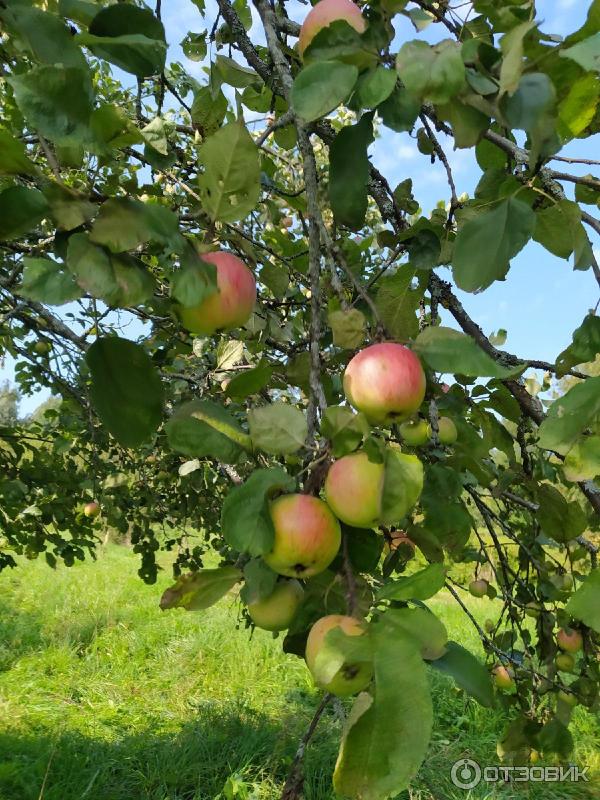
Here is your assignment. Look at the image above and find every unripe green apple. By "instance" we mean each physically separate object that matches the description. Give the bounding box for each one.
[557,627,583,654]
[525,601,542,618]
[305,614,373,697]
[555,652,576,673]
[83,501,100,518]
[247,580,304,631]
[263,494,341,578]
[178,251,256,335]
[324,451,384,528]
[298,0,366,58]
[33,340,52,355]
[484,618,495,634]
[469,579,489,598]
[343,343,426,425]
[551,573,574,592]
[492,664,515,691]
[399,418,431,447]
[558,689,578,708]
[437,417,457,445]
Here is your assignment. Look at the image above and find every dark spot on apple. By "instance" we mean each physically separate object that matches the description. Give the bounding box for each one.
[342,664,359,680]
[293,563,307,574]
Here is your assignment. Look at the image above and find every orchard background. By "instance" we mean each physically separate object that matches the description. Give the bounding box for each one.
[1,0,600,798]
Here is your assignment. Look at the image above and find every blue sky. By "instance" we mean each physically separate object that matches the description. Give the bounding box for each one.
[2,0,598,413]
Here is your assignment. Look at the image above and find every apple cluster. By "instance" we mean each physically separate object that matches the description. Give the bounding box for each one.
[243,342,447,696]
[167,91,460,697]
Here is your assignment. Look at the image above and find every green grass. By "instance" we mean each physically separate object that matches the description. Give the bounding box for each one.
[0,547,598,800]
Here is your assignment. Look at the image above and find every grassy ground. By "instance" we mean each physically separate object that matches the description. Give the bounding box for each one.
[0,546,598,800]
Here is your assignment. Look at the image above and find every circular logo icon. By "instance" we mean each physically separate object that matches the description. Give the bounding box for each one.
[451,758,482,790]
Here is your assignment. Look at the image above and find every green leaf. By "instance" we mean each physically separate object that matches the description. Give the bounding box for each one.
[181,31,207,62]
[2,6,86,68]
[499,21,536,95]
[377,85,420,132]
[191,86,228,138]
[239,558,278,605]
[59,0,99,26]
[160,567,241,611]
[533,200,592,269]
[345,527,384,573]
[198,122,260,223]
[141,117,169,156]
[321,406,369,457]
[90,198,182,253]
[560,32,600,72]
[86,337,164,449]
[406,227,441,270]
[503,72,555,130]
[538,377,600,455]
[558,74,600,137]
[396,39,465,104]
[67,233,154,306]
[328,308,367,349]
[89,103,144,153]
[0,128,36,176]
[381,449,424,525]
[221,468,295,556]
[225,361,274,401]
[557,315,600,374]
[535,483,586,543]
[303,19,365,65]
[18,257,82,306]
[44,183,95,231]
[334,612,433,800]
[377,563,447,602]
[171,245,218,307]
[385,607,447,660]
[431,641,495,708]
[414,326,524,378]
[292,60,358,122]
[8,65,93,146]
[502,72,559,162]
[352,67,397,109]
[437,101,489,148]
[564,436,600,482]
[537,718,574,760]
[260,262,289,299]
[566,570,600,633]
[215,55,258,88]
[374,268,421,340]
[453,198,535,292]
[0,186,48,240]
[248,402,307,455]
[166,399,252,463]
[329,112,374,230]
[78,5,166,77]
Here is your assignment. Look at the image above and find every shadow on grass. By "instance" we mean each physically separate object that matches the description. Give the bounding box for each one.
[0,698,340,800]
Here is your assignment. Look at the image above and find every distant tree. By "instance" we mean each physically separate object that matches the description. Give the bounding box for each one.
[28,395,61,424]
[0,381,20,426]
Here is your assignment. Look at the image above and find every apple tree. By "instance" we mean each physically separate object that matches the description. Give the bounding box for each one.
[1,0,600,796]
